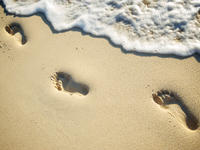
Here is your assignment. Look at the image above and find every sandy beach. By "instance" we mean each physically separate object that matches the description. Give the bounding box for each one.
[0,5,200,150]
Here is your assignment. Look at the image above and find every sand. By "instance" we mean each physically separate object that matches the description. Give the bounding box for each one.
[0,6,200,150]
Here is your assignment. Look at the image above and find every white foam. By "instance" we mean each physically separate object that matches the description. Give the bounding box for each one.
[3,0,200,56]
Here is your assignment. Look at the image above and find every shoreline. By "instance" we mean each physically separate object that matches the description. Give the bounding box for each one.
[1,2,200,60]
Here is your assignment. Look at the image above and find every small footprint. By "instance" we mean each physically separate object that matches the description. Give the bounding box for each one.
[5,23,27,45]
[152,90,199,131]
[51,72,89,96]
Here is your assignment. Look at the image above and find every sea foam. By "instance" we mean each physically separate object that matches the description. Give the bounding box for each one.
[2,0,200,56]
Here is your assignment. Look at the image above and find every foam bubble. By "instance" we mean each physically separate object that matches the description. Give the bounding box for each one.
[3,0,200,56]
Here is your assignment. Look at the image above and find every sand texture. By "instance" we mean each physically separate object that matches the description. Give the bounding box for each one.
[0,6,200,150]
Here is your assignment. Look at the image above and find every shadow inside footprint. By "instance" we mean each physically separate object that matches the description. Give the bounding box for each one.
[152,90,199,130]
[51,72,89,96]
[5,23,27,45]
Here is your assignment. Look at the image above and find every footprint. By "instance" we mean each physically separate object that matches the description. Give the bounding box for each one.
[51,72,89,96]
[5,23,27,45]
[152,90,199,131]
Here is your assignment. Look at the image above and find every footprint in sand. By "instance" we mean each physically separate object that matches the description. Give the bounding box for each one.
[152,90,199,131]
[5,23,27,45]
[51,72,89,96]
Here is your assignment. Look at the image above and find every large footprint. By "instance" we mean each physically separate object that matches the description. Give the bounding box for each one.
[152,90,199,131]
[51,72,89,96]
[5,23,27,45]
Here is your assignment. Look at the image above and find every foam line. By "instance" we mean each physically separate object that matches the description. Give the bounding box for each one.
[3,0,200,56]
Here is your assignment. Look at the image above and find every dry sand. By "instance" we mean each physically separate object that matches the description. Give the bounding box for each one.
[0,6,200,150]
